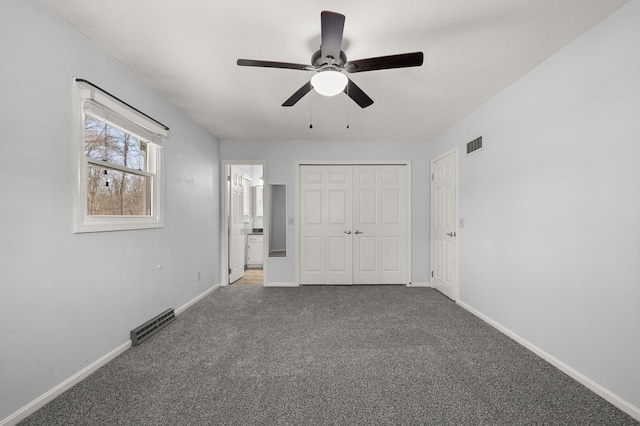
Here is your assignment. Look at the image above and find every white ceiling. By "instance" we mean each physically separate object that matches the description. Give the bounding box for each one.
[39,0,628,142]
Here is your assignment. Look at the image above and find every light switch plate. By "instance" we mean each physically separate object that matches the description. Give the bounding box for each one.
[459,218,465,228]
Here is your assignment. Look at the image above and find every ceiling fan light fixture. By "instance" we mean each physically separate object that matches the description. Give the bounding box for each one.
[311,70,348,97]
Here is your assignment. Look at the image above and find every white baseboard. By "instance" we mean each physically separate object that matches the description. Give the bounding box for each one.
[264,282,298,287]
[175,282,220,315]
[407,282,432,287]
[457,300,640,422]
[2,283,221,426]
[1,341,131,426]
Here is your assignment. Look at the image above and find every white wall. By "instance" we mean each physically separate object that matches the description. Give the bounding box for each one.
[220,140,433,284]
[0,0,220,422]
[431,0,640,413]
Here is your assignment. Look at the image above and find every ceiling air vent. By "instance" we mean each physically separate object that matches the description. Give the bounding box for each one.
[466,136,483,155]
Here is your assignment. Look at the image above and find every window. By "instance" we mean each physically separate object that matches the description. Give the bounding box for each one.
[74,80,167,232]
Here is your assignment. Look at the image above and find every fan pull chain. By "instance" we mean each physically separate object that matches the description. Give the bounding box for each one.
[346,107,350,129]
[346,84,350,129]
[309,95,313,129]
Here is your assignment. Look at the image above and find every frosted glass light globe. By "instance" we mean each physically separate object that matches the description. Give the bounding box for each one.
[311,71,348,96]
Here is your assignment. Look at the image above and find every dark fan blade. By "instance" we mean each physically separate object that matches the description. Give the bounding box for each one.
[344,79,374,108]
[237,59,314,71]
[282,81,312,107]
[320,11,345,60]
[344,52,424,73]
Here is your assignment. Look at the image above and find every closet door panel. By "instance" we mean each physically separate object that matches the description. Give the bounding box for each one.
[379,166,407,284]
[325,167,352,284]
[300,167,326,284]
[353,167,381,284]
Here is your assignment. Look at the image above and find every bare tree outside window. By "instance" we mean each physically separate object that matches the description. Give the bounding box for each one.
[84,116,150,216]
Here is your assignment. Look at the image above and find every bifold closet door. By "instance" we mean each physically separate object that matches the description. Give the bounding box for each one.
[300,166,353,284]
[299,165,406,285]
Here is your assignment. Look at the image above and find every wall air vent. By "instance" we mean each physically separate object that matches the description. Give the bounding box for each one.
[130,308,175,346]
[466,136,483,155]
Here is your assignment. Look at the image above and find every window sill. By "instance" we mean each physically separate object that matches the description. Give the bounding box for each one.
[74,216,163,233]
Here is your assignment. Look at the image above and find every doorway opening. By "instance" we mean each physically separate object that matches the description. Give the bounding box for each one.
[221,161,266,286]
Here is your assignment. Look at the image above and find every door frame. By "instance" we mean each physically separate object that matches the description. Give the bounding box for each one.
[220,160,267,287]
[295,160,412,286]
[430,148,458,300]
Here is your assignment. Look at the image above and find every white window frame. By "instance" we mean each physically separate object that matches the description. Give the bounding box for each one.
[73,80,167,233]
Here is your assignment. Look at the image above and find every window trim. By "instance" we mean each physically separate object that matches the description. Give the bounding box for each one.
[73,80,166,233]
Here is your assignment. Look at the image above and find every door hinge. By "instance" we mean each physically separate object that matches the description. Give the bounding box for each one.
[431,173,434,181]
[431,271,434,278]
[228,268,232,274]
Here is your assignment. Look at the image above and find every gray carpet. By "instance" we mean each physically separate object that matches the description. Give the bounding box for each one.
[21,286,638,425]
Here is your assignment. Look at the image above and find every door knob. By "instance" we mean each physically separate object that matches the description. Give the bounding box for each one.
[344,230,351,234]
[446,232,456,237]
[354,230,362,234]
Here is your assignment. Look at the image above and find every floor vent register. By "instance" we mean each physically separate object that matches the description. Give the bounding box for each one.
[130,308,176,346]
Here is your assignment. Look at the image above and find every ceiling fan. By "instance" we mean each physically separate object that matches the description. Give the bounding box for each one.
[237,11,424,109]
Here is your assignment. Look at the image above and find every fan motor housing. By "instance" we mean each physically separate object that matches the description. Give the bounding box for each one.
[312,49,347,69]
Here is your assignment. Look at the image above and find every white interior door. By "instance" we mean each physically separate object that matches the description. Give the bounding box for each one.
[300,166,352,284]
[300,166,326,284]
[229,166,245,283]
[300,164,407,285]
[353,166,407,284]
[431,150,457,299]
[326,167,353,284]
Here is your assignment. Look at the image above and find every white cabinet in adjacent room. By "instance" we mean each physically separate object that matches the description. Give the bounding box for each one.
[247,234,264,267]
